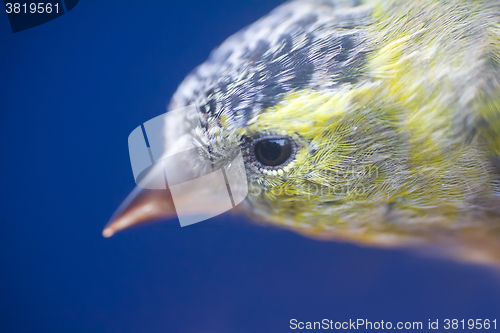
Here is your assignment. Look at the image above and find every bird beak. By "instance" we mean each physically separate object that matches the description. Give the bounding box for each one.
[103,105,249,237]
[102,106,193,238]
[103,150,249,237]
[102,186,176,238]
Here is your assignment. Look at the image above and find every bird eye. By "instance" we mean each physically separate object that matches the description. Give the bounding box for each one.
[253,136,295,168]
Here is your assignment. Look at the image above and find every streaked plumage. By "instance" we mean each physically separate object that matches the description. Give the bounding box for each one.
[106,0,500,265]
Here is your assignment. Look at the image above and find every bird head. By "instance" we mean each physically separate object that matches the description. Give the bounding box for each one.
[103,0,500,263]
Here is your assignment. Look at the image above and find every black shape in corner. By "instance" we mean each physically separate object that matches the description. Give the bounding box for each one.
[64,0,78,12]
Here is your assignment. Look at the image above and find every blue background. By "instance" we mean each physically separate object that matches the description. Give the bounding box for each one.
[1,1,500,332]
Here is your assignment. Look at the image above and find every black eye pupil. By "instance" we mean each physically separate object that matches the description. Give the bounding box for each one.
[254,138,292,167]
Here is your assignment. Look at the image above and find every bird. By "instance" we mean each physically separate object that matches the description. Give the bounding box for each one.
[104,0,500,266]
